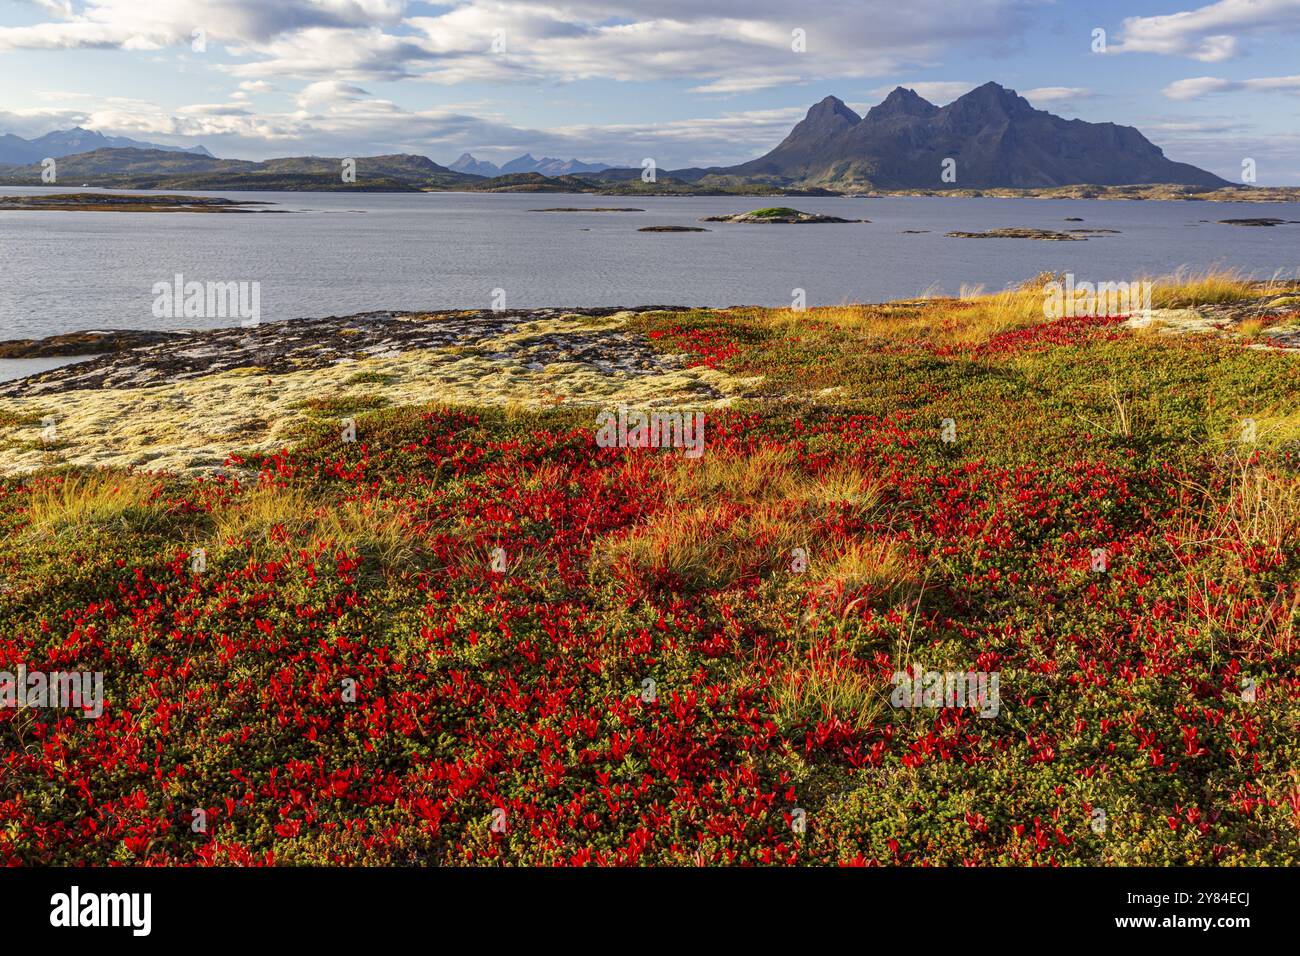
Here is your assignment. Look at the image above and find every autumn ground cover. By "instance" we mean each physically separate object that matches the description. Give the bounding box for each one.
[2,274,1299,866]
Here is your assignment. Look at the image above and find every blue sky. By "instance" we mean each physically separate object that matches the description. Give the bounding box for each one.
[1,0,1298,182]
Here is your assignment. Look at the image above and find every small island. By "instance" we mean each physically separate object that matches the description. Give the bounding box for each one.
[946,227,1085,241]
[1218,217,1298,227]
[0,193,275,213]
[639,225,709,232]
[701,206,866,224]
[0,328,186,359]
[528,206,645,212]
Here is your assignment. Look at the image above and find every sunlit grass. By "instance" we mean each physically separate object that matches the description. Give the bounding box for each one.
[658,445,802,504]
[1148,267,1268,309]
[772,637,886,732]
[751,286,1052,347]
[595,501,805,589]
[209,481,415,565]
[811,539,914,603]
[740,269,1295,352]
[22,471,160,536]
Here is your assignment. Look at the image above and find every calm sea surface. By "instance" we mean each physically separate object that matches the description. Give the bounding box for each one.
[1,186,1297,341]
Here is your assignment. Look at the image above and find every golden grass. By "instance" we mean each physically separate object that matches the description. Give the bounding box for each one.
[1247,410,1300,448]
[810,539,914,604]
[596,501,804,589]
[1167,452,1300,563]
[653,446,884,515]
[209,482,415,565]
[516,461,577,495]
[1237,318,1266,339]
[751,286,1050,347]
[599,504,911,598]
[1148,267,1265,309]
[803,464,884,511]
[772,638,886,732]
[212,480,547,579]
[743,269,1297,352]
[1167,455,1300,657]
[658,446,803,504]
[1221,462,1300,554]
[22,471,159,536]
[595,440,904,595]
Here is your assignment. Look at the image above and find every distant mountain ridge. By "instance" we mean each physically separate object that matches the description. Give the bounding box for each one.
[449,153,501,176]
[722,82,1229,189]
[450,152,610,177]
[0,86,1234,194]
[0,148,478,191]
[0,127,212,165]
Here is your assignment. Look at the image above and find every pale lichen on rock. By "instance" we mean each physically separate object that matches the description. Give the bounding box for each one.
[0,308,759,475]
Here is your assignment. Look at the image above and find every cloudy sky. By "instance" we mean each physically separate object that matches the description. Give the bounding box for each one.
[1,0,1298,182]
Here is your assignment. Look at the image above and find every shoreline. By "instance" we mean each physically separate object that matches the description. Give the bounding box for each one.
[6,281,1300,369]
[0,306,750,474]
[3,182,1300,202]
[1,287,1298,476]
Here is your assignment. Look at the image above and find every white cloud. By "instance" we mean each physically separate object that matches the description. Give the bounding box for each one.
[0,0,1033,94]
[0,81,810,168]
[1113,0,1300,60]
[1021,86,1091,104]
[31,0,74,15]
[1136,117,1300,185]
[689,75,805,95]
[1147,119,1247,133]
[296,80,373,109]
[0,0,407,51]
[1163,73,1300,99]
[0,106,90,138]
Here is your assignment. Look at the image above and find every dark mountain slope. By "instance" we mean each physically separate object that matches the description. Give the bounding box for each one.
[727,82,1228,189]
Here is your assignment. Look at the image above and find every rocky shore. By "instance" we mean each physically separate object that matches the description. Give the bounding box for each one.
[3,292,1297,477]
[0,193,275,213]
[0,307,755,474]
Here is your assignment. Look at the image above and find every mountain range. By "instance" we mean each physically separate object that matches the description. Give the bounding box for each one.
[718,82,1228,189]
[0,84,1232,192]
[0,127,213,166]
[449,152,610,177]
[0,147,475,191]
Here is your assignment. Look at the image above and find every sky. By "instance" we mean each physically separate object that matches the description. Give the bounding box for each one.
[0,0,1298,183]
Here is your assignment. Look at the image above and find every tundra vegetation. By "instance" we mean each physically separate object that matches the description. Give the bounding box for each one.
[1,270,1298,865]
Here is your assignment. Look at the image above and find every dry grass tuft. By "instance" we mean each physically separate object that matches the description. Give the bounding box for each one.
[210,483,415,565]
[804,464,884,511]
[659,446,802,504]
[1237,318,1266,339]
[1169,456,1300,657]
[596,502,804,589]
[752,286,1048,347]
[595,443,903,596]
[1148,267,1264,309]
[1221,461,1300,554]
[812,539,914,602]
[772,637,886,732]
[23,472,159,536]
